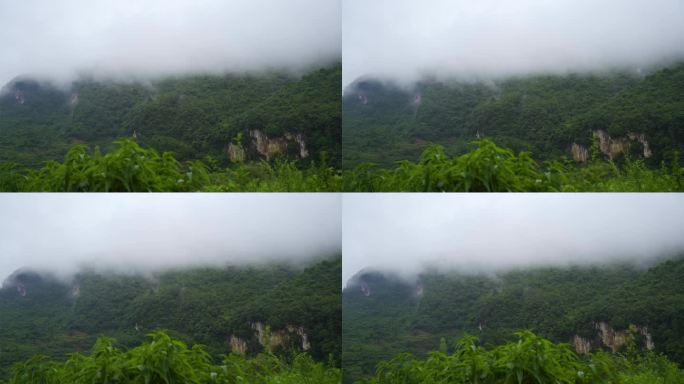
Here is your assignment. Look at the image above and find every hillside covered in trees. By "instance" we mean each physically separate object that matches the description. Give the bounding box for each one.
[0,257,341,380]
[0,63,341,169]
[342,256,684,383]
[342,63,684,171]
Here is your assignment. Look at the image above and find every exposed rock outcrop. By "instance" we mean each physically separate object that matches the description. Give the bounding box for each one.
[229,335,248,354]
[627,132,652,158]
[595,321,628,353]
[227,143,245,163]
[573,335,592,354]
[573,322,654,354]
[360,282,371,297]
[594,130,652,160]
[70,92,79,107]
[14,91,25,105]
[228,129,309,162]
[570,131,652,162]
[227,321,310,355]
[571,143,589,162]
[70,284,80,298]
[413,93,422,106]
[250,130,287,161]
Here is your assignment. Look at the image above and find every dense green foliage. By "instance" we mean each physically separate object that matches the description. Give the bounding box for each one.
[0,331,340,384]
[0,139,341,191]
[342,257,684,383]
[342,63,684,170]
[342,139,683,191]
[361,331,683,384]
[0,64,341,168]
[0,257,341,379]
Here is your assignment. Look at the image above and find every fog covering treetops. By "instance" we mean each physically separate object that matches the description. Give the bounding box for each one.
[0,63,341,170]
[0,0,341,87]
[342,193,684,285]
[0,194,340,281]
[0,1,342,180]
[342,63,684,173]
[343,0,684,88]
[342,257,684,383]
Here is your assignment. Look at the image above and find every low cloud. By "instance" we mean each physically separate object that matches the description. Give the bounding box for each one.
[343,194,684,287]
[0,0,340,87]
[343,0,684,89]
[0,194,341,282]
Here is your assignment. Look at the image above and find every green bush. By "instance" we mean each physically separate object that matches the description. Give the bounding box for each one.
[0,139,341,192]
[343,140,683,192]
[1,331,340,384]
[360,331,683,384]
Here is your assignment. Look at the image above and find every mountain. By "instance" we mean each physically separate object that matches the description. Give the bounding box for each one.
[0,257,341,379]
[342,63,684,169]
[342,256,684,383]
[0,63,341,168]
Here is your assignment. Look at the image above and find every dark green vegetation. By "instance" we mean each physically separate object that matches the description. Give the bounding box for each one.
[1,331,339,384]
[342,256,684,383]
[0,139,341,191]
[362,330,683,384]
[0,64,340,188]
[342,139,683,192]
[0,257,341,379]
[342,63,683,190]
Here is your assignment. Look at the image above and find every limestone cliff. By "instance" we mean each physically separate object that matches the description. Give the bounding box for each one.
[228,129,309,162]
[570,130,652,162]
[227,321,311,355]
[573,322,654,354]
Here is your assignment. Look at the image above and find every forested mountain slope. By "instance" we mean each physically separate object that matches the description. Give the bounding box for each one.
[0,63,341,168]
[342,256,684,383]
[0,256,341,379]
[342,63,684,169]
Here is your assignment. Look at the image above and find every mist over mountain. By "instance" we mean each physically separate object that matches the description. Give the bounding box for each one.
[0,0,341,88]
[342,256,684,383]
[0,257,342,379]
[343,0,684,89]
[0,194,341,282]
[343,193,684,287]
[342,194,684,382]
[0,194,342,379]
[0,63,341,168]
[342,62,684,169]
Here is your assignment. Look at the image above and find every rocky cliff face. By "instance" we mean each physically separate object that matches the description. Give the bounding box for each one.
[573,322,654,354]
[227,321,310,355]
[573,334,592,354]
[570,130,652,162]
[229,335,248,354]
[227,143,245,163]
[571,143,589,162]
[227,129,309,162]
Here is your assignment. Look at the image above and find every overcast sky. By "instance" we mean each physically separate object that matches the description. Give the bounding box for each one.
[343,194,684,288]
[0,194,341,282]
[343,0,684,89]
[0,0,340,87]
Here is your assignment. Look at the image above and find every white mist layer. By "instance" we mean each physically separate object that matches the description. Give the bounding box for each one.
[343,0,684,89]
[0,194,341,281]
[343,194,684,288]
[0,0,341,87]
